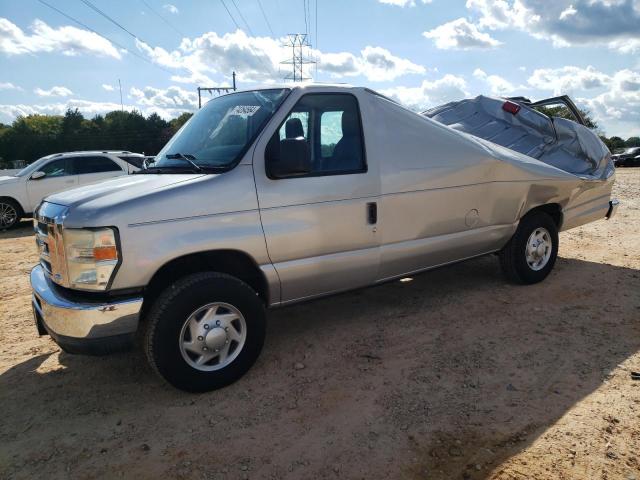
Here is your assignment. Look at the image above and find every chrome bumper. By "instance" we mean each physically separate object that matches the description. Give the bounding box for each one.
[30,265,142,341]
[606,199,620,219]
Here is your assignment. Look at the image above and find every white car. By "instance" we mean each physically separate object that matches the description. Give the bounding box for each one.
[0,151,144,229]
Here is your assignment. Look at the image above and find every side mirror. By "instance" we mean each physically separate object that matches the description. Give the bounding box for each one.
[31,171,46,180]
[267,137,312,178]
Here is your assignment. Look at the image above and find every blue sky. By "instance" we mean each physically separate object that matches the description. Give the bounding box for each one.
[0,0,638,137]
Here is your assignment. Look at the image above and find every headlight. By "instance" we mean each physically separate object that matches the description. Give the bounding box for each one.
[63,228,119,291]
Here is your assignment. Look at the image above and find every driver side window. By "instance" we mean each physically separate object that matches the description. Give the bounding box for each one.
[268,94,366,178]
[39,159,70,178]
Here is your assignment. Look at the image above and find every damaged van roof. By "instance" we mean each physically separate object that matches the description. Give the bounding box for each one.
[423,95,612,179]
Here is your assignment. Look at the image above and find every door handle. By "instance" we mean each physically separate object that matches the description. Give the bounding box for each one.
[367,202,377,225]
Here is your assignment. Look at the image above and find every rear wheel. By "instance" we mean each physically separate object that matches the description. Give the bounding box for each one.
[499,211,559,284]
[143,272,266,392]
[0,199,21,230]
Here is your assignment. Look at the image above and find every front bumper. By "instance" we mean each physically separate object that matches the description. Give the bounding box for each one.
[30,265,143,355]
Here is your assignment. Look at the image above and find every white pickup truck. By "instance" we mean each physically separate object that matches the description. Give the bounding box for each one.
[30,85,616,392]
[0,151,144,229]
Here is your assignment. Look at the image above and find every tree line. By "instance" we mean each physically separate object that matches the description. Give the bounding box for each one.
[0,109,193,168]
[0,106,638,169]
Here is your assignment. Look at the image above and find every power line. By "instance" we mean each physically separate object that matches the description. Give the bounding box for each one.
[229,0,255,36]
[139,0,185,38]
[220,0,241,30]
[78,0,206,81]
[256,0,275,36]
[35,0,174,74]
[79,0,148,44]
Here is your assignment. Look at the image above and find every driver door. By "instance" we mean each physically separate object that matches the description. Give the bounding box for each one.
[253,91,380,304]
[26,158,78,211]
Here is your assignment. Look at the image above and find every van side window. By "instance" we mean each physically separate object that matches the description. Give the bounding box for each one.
[269,94,366,177]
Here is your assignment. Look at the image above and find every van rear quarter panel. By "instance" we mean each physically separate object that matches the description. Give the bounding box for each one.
[371,97,521,278]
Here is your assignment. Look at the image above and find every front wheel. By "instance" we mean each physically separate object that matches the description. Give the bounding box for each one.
[143,272,266,392]
[499,211,559,284]
[0,199,22,230]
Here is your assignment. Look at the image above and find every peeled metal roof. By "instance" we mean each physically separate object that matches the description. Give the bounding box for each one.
[423,95,611,178]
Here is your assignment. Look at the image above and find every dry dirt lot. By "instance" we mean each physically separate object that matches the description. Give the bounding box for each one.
[1,170,639,480]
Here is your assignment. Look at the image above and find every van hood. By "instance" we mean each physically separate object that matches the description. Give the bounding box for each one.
[45,173,207,210]
[44,164,257,229]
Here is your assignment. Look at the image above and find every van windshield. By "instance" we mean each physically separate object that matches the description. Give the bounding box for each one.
[153,88,289,172]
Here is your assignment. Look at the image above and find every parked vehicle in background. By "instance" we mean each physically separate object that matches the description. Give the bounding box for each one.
[29,85,617,392]
[612,147,640,167]
[0,151,144,229]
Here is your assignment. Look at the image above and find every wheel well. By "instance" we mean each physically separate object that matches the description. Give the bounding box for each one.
[525,203,563,229]
[142,250,269,317]
[0,196,24,216]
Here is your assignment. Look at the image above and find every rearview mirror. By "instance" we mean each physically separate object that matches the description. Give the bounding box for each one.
[266,137,312,178]
[31,171,45,180]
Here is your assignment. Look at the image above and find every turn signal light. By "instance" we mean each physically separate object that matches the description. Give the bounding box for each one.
[93,245,118,262]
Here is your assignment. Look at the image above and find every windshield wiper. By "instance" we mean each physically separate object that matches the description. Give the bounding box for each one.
[165,153,203,172]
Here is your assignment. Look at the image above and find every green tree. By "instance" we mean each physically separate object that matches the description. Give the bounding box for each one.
[169,112,193,133]
[625,137,640,147]
[535,105,598,130]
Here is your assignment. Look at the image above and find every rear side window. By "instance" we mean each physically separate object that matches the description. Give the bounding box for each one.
[118,156,144,169]
[71,156,122,175]
[271,94,366,177]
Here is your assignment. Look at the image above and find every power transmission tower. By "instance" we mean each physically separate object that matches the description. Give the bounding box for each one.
[197,72,237,109]
[281,34,316,82]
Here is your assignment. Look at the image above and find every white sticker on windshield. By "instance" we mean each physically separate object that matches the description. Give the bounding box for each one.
[231,105,260,116]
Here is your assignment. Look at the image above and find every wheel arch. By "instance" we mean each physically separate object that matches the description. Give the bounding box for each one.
[141,249,270,319]
[0,195,25,215]
[521,203,563,230]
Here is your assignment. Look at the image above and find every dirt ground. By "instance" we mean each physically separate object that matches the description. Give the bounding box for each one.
[1,170,638,480]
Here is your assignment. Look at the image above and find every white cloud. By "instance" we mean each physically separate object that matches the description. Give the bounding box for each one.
[317,46,425,81]
[559,4,578,20]
[465,0,533,30]
[0,81,21,91]
[465,0,640,53]
[34,86,73,97]
[129,85,197,110]
[0,91,196,124]
[473,68,522,95]
[163,4,179,14]
[137,29,425,83]
[0,99,128,122]
[528,65,611,95]
[0,18,121,59]
[381,74,469,110]
[102,84,115,91]
[378,0,432,6]
[581,69,640,134]
[423,18,502,50]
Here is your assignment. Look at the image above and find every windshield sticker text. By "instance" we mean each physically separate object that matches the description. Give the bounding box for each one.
[230,105,260,116]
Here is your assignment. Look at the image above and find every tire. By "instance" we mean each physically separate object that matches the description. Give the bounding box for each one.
[499,211,559,285]
[143,272,266,392]
[0,198,22,230]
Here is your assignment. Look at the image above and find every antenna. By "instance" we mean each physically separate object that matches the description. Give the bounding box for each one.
[281,33,316,82]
